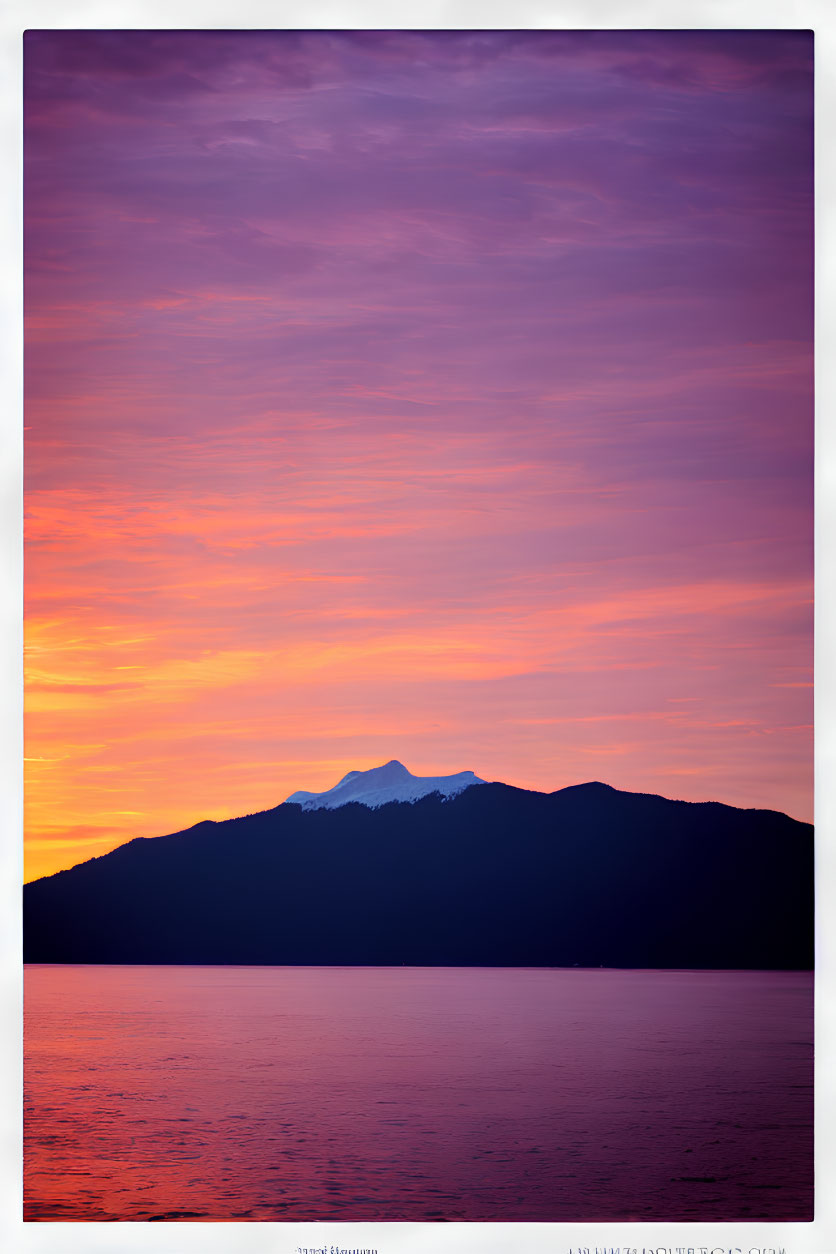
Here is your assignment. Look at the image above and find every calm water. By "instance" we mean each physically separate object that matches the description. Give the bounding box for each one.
[24,965,812,1222]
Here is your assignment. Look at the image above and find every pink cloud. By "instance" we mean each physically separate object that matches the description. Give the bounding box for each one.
[23,31,813,877]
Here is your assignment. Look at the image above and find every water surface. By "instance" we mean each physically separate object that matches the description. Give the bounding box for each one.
[24,965,813,1221]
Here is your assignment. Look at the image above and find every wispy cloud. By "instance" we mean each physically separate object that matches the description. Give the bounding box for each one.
[24,31,813,878]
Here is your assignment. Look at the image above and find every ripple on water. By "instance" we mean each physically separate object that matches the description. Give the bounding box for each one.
[23,965,813,1222]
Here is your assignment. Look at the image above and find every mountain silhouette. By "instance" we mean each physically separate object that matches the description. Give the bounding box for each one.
[23,781,813,968]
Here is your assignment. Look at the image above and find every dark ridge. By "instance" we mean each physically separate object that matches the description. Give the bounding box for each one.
[24,780,813,969]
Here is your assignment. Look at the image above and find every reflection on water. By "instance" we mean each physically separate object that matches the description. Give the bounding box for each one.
[24,965,812,1221]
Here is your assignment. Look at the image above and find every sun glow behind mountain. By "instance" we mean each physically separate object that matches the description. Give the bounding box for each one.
[24,31,812,881]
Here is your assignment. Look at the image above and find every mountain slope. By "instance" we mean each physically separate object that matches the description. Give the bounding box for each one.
[284,759,484,809]
[23,782,813,968]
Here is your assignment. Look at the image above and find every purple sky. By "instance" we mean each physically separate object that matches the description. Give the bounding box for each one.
[23,30,813,878]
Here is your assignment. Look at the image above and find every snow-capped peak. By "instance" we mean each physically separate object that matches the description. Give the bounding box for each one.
[284,760,485,811]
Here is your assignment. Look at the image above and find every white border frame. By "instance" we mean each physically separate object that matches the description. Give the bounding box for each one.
[3,5,833,1254]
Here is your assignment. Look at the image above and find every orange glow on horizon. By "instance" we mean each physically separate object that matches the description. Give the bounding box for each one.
[24,31,813,881]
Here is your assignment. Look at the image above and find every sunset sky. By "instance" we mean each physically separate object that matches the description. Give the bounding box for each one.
[23,30,813,881]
